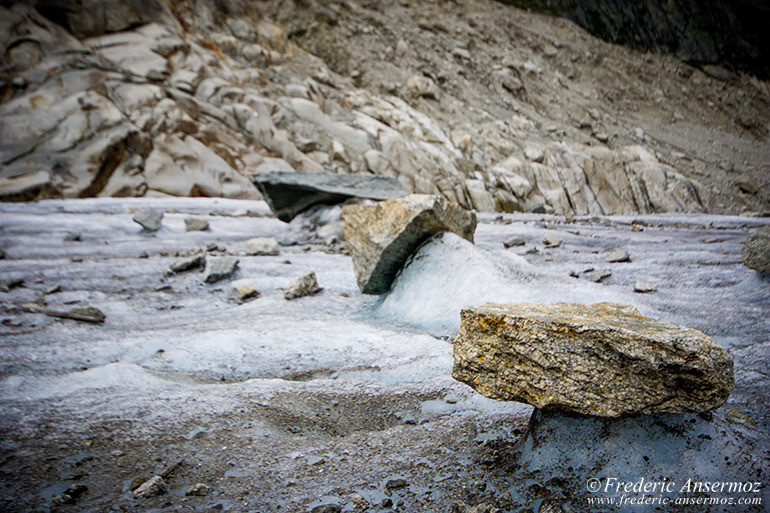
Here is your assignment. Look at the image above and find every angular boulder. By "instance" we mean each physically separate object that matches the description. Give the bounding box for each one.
[251,172,407,222]
[741,226,770,274]
[202,257,239,284]
[452,302,733,417]
[342,194,477,294]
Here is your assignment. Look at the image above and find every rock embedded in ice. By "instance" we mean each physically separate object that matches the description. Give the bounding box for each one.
[741,225,770,274]
[132,209,164,231]
[606,248,631,263]
[503,236,526,248]
[202,257,239,284]
[251,171,406,222]
[133,475,167,499]
[170,253,205,273]
[283,272,321,300]
[342,194,477,294]
[244,237,280,256]
[452,302,734,417]
[184,217,209,231]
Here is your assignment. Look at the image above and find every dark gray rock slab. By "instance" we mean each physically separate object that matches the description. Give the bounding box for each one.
[251,171,407,222]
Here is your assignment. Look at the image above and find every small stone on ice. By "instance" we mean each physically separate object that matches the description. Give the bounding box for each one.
[543,233,563,248]
[184,217,209,231]
[503,236,526,248]
[385,478,408,490]
[235,285,260,301]
[283,272,321,300]
[170,253,205,273]
[202,257,239,283]
[132,209,164,231]
[634,281,657,293]
[244,237,280,256]
[606,248,630,262]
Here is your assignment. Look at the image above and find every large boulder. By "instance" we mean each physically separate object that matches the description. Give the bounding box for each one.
[342,194,476,295]
[452,302,733,417]
[741,226,770,274]
[251,172,407,222]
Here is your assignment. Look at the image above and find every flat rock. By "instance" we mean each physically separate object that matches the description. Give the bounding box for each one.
[741,226,770,274]
[244,237,280,256]
[170,253,205,273]
[283,272,321,300]
[184,217,209,231]
[503,236,526,248]
[133,209,164,231]
[452,302,733,417]
[342,194,477,294]
[251,172,407,222]
[235,284,260,301]
[633,280,657,293]
[606,248,631,262]
[202,257,239,283]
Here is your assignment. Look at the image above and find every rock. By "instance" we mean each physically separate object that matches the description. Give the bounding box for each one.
[311,505,341,513]
[523,200,547,214]
[349,494,371,512]
[184,217,209,231]
[52,483,88,506]
[133,475,167,499]
[0,278,24,292]
[606,248,631,262]
[342,194,477,294]
[252,172,407,222]
[39,306,105,323]
[503,236,526,248]
[202,257,239,283]
[283,272,321,300]
[185,483,211,496]
[736,176,759,194]
[235,285,260,301]
[64,232,81,242]
[244,237,280,256]
[542,233,563,248]
[170,253,205,273]
[452,302,734,417]
[404,75,440,99]
[130,477,146,491]
[587,270,611,283]
[633,280,657,293]
[741,226,770,274]
[133,209,164,231]
[385,478,408,490]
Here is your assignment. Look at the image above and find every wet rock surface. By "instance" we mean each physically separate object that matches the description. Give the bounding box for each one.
[452,302,734,416]
[343,194,477,294]
[0,198,767,513]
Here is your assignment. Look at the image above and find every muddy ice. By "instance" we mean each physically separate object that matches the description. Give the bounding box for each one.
[0,198,767,512]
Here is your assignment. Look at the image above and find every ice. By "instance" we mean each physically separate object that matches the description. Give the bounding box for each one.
[375,232,637,336]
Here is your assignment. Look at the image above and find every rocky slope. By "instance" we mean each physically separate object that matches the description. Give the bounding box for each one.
[1,0,768,215]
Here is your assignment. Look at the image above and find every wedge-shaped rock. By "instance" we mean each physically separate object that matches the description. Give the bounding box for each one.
[452,302,733,417]
[252,172,407,222]
[343,194,477,294]
[741,226,770,274]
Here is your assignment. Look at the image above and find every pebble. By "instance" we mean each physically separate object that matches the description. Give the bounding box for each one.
[311,505,341,513]
[64,231,81,241]
[587,271,612,283]
[202,257,239,284]
[244,237,280,256]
